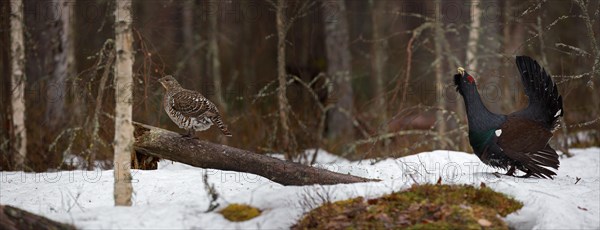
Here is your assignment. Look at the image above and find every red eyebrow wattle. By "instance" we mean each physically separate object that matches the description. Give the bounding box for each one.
[467,76,475,83]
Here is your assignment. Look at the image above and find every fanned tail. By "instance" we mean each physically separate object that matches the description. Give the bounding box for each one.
[515,56,563,130]
[512,145,560,179]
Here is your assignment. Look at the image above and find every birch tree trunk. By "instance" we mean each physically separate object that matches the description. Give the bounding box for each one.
[434,0,446,149]
[463,0,483,152]
[459,0,483,152]
[323,0,354,142]
[466,0,482,71]
[276,0,291,156]
[114,0,134,206]
[10,0,26,170]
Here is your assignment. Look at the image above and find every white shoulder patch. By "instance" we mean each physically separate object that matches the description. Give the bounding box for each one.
[495,129,502,137]
[554,109,562,118]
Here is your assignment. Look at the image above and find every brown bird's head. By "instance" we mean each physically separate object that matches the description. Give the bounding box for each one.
[158,75,181,90]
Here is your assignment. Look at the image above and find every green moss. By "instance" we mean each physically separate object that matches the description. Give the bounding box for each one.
[294,184,523,230]
[219,203,261,222]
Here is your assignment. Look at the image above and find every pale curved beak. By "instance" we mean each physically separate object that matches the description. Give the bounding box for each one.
[457,67,465,76]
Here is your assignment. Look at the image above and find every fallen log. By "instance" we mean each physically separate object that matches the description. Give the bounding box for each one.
[133,122,378,186]
[0,205,75,230]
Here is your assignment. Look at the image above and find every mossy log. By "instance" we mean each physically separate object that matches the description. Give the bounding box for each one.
[0,205,75,230]
[132,122,378,186]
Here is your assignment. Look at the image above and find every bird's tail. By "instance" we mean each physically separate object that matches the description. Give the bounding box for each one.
[520,145,560,179]
[211,115,232,137]
[515,56,563,129]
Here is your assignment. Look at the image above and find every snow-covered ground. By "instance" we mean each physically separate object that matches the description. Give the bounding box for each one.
[1,148,599,229]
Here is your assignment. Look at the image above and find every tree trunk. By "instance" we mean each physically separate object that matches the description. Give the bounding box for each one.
[434,0,446,149]
[69,0,84,126]
[10,0,26,170]
[369,0,390,152]
[114,0,134,206]
[276,0,291,156]
[183,0,200,86]
[0,205,75,230]
[323,0,354,142]
[240,0,256,107]
[208,0,226,111]
[46,0,75,130]
[0,0,6,163]
[466,0,482,71]
[480,0,503,112]
[133,122,376,185]
[89,49,115,170]
[370,0,388,124]
[501,0,522,113]
[457,0,483,152]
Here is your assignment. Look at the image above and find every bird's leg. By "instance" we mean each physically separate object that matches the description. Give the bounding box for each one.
[505,165,516,176]
[181,129,198,139]
[517,169,533,178]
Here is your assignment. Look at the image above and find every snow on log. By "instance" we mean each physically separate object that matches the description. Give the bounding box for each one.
[132,122,377,186]
[0,205,76,230]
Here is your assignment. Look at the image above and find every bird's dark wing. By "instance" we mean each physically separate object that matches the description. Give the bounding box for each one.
[170,90,212,117]
[514,56,563,130]
[496,116,559,178]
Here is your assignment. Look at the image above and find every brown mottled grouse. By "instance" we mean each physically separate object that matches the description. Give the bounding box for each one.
[158,75,232,137]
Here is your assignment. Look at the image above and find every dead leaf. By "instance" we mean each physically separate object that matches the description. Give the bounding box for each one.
[478,218,492,227]
[578,206,588,211]
[397,214,411,225]
[325,220,351,229]
[376,213,392,223]
[407,203,420,212]
[367,198,378,205]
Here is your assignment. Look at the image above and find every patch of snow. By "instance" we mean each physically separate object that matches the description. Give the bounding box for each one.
[266,149,350,165]
[1,148,598,229]
[61,154,86,169]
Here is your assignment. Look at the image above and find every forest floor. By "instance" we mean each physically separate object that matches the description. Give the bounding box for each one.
[1,147,598,229]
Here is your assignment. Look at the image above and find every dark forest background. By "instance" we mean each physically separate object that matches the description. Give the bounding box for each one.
[1,0,599,172]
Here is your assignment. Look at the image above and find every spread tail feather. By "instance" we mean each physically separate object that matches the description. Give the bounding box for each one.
[513,145,560,179]
[515,56,563,129]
